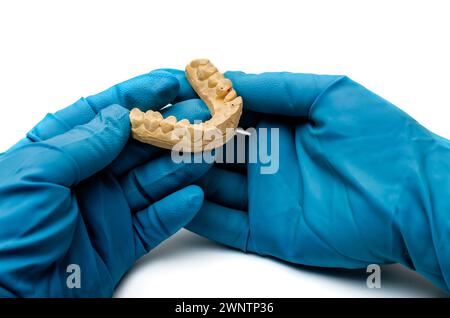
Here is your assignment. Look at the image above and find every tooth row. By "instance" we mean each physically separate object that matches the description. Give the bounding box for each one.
[129,59,243,152]
[130,109,241,151]
[131,108,238,135]
[131,109,188,133]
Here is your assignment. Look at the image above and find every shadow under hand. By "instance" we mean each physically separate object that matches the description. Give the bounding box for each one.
[279,261,447,297]
[117,230,448,298]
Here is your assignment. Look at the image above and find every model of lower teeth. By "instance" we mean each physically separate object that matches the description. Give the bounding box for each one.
[129,59,243,152]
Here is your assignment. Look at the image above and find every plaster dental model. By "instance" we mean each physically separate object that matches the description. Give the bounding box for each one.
[129,59,243,152]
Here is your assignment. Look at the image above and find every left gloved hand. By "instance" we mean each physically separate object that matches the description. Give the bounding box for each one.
[0,70,211,297]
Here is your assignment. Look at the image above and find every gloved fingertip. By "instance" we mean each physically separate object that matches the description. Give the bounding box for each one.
[186,200,249,252]
[143,69,180,104]
[87,71,179,113]
[156,68,197,102]
[147,69,181,90]
[133,186,204,254]
[158,185,204,233]
[224,70,247,79]
[184,184,205,214]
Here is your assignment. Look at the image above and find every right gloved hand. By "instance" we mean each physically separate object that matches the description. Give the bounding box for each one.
[165,69,450,292]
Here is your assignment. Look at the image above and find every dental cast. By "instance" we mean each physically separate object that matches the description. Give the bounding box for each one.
[130,59,243,152]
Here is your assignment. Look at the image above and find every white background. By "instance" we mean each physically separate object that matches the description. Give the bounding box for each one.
[0,0,449,297]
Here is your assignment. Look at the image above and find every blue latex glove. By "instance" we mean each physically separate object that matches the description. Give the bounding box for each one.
[165,69,450,292]
[0,70,211,297]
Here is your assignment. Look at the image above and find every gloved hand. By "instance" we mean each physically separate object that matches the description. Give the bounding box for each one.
[0,70,211,297]
[165,69,450,292]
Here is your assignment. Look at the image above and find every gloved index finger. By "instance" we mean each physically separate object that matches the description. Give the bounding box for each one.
[160,68,342,119]
[225,71,342,118]
[27,70,179,142]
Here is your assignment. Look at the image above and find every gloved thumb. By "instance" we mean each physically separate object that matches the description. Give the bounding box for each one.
[37,104,130,185]
[225,71,342,117]
[133,185,204,258]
